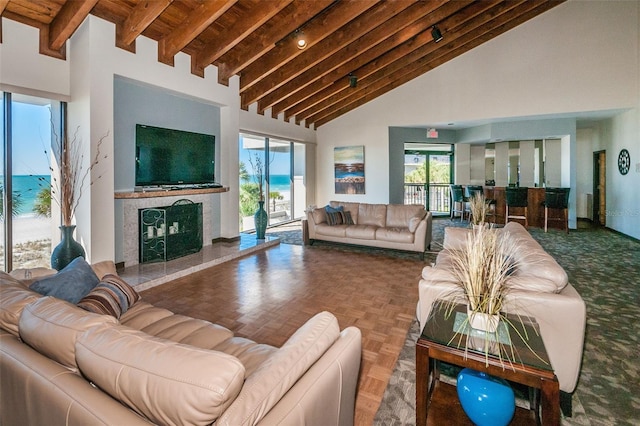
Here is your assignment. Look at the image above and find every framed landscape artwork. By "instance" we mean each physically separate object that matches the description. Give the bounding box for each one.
[334,145,365,194]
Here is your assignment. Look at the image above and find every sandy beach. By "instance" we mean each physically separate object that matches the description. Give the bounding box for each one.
[0,216,53,269]
[1,216,53,244]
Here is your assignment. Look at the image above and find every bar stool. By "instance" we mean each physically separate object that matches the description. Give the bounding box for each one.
[450,185,468,221]
[544,188,570,233]
[505,187,529,227]
[467,185,496,223]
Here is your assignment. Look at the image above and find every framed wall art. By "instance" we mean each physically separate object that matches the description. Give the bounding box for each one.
[334,145,365,194]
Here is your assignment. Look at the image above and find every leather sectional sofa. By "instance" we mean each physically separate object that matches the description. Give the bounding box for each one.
[0,262,362,426]
[416,222,586,400]
[306,201,432,256]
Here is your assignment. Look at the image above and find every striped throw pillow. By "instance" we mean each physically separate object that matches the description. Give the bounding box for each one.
[326,211,354,226]
[77,274,140,318]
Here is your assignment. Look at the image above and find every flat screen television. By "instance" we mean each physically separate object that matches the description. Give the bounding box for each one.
[135,124,215,187]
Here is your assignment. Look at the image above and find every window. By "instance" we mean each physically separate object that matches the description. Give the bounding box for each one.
[239,133,306,231]
[1,92,63,271]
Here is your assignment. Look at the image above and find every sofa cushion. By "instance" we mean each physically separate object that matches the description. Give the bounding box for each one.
[386,204,425,228]
[376,227,415,244]
[0,272,42,336]
[326,210,354,226]
[357,203,386,227]
[77,274,140,319]
[217,311,339,426]
[315,223,347,238]
[345,224,377,240]
[311,208,327,225]
[29,257,100,304]
[329,201,360,224]
[213,336,277,377]
[76,324,245,426]
[325,204,343,213]
[9,267,57,285]
[19,296,117,370]
[137,313,234,349]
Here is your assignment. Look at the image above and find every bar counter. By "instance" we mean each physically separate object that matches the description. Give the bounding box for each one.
[482,186,566,230]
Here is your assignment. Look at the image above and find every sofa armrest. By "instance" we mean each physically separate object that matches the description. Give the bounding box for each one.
[257,327,362,426]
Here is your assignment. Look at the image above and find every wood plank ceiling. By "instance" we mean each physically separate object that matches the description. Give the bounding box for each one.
[1,0,564,128]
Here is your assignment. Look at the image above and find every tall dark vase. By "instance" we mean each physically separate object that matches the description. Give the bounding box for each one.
[254,200,268,240]
[51,225,86,271]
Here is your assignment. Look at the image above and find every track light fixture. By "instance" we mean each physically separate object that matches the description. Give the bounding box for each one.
[349,73,358,88]
[295,29,307,50]
[431,25,443,43]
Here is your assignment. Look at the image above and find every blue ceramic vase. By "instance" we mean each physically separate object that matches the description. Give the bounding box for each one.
[457,368,515,426]
[51,225,86,271]
[254,200,268,239]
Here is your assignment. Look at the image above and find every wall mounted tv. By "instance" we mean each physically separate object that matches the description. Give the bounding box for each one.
[135,124,215,187]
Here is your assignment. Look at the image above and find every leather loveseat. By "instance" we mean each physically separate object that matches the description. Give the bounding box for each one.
[306,201,432,257]
[416,222,586,401]
[0,262,362,426]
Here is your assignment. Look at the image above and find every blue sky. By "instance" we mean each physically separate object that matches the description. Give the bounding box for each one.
[10,102,52,176]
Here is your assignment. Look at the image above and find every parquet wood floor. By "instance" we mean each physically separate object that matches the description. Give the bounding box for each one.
[140,243,425,425]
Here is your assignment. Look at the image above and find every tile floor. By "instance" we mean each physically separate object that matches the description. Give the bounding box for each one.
[119,233,280,291]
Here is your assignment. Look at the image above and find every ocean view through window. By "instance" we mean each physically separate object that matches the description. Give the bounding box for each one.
[1,93,60,271]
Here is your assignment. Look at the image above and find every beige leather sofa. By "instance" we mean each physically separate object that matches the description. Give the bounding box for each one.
[416,222,586,399]
[0,263,362,426]
[307,201,432,256]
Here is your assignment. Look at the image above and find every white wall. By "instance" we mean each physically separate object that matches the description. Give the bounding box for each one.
[1,15,316,262]
[316,0,639,238]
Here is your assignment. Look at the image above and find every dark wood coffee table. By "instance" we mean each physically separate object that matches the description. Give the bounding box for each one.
[416,302,560,426]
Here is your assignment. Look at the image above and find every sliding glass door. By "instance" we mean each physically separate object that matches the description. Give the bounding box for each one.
[2,92,61,271]
[404,144,453,216]
[239,133,306,232]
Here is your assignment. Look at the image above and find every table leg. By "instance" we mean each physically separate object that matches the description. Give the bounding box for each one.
[416,343,429,426]
[540,377,560,425]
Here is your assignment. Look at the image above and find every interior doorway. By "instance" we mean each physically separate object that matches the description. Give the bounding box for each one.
[593,150,606,226]
[404,144,453,215]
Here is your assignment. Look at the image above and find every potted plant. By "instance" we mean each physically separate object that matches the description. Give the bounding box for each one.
[248,153,267,239]
[45,127,108,270]
[447,225,519,333]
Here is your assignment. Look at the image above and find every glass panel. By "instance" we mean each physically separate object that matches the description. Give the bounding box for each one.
[292,142,306,219]
[404,152,426,205]
[427,154,451,215]
[10,95,54,269]
[1,93,5,270]
[267,139,291,226]
[239,133,265,232]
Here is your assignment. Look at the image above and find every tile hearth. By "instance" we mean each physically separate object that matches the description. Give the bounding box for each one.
[119,233,279,292]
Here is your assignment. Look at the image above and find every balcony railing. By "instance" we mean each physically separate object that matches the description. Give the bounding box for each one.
[404,183,450,215]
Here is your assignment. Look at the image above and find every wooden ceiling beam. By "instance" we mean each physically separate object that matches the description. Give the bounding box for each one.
[239,1,379,97]
[116,0,173,52]
[296,0,520,123]
[48,0,99,51]
[262,0,453,116]
[192,0,292,80]
[158,0,237,66]
[214,0,333,84]
[271,0,476,120]
[311,1,564,127]
[303,0,533,125]
[247,0,416,111]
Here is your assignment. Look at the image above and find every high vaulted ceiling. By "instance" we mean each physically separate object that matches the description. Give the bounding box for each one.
[1,0,564,128]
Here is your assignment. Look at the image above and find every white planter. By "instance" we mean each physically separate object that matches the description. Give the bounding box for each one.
[467,307,499,333]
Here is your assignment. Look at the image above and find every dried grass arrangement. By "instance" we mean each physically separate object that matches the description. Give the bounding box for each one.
[247,152,265,202]
[468,192,489,226]
[46,127,109,226]
[448,225,520,321]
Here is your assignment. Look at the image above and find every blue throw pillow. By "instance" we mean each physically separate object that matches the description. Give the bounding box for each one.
[30,257,100,304]
[325,205,344,214]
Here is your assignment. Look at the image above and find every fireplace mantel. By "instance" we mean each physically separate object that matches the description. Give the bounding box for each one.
[115,186,229,199]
